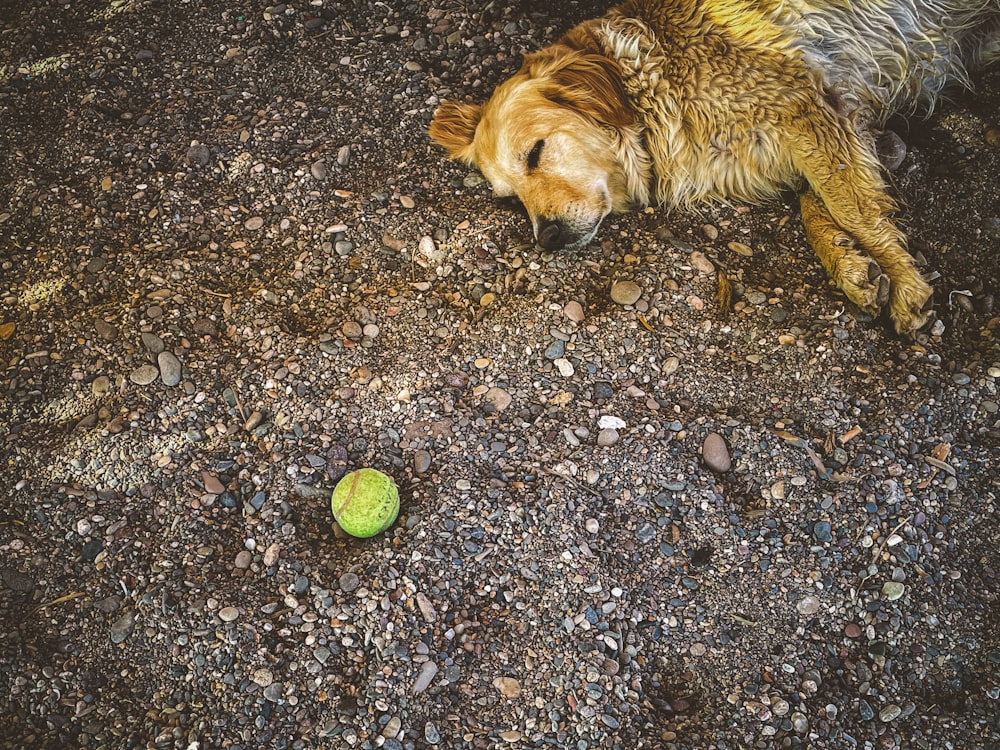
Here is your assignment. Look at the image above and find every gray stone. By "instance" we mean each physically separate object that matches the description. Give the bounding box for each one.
[109,612,135,644]
[158,351,181,386]
[413,449,432,474]
[424,721,440,744]
[813,521,833,542]
[412,661,438,694]
[185,144,211,166]
[141,332,164,353]
[597,428,619,447]
[95,319,119,341]
[130,364,160,385]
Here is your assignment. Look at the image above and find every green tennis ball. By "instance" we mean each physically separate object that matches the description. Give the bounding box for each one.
[331,468,399,538]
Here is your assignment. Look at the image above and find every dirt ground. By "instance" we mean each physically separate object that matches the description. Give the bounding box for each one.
[1,1,998,749]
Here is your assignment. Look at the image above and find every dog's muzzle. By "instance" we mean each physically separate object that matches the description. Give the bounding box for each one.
[536,217,596,251]
[537,219,566,251]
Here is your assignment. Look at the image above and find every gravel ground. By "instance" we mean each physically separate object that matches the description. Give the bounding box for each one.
[1,1,999,749]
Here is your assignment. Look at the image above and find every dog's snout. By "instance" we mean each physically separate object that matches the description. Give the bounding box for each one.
[537,219,565,250]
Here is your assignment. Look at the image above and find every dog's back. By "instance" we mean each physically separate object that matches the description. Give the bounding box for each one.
[615,0,1000,119]
[782,0,1000,116]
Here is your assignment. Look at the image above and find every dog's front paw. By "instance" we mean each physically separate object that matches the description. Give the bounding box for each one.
[889,273,934,336]
[837,255,891,316]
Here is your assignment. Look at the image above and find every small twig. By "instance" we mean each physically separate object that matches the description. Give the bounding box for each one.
[199,287,232,298]
[872,515,913,560]
[33,591,87,613]
[539,466,604,499]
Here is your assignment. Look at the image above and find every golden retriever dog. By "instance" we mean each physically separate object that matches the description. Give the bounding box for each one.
[429,0,1000,335]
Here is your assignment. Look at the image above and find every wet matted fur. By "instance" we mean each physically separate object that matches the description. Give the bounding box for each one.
[429,0,1000,335]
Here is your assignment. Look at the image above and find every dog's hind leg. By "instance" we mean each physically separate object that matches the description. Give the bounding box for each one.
[790,109,933,335]
[799,189,890,317]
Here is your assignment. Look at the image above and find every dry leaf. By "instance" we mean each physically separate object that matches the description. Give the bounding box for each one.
[727,241,754,256]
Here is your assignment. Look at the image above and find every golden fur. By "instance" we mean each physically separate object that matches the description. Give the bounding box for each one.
[429,0,1000,335]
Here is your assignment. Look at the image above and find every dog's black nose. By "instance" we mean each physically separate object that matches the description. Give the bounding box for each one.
[537,219,566,251]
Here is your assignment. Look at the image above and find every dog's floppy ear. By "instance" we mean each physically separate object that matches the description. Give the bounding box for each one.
[428,101,482,165]
[529,49,634,129]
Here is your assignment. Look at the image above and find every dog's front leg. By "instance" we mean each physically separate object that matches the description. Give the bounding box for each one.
[791,110,933,335]
[799,188,891,317]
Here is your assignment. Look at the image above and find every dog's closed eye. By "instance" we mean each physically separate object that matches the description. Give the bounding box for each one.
[527,139,545,170]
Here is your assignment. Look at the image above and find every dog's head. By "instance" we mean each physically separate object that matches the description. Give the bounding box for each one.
[429,47,645,252]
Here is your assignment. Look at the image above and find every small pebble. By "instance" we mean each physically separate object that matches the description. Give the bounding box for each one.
[485,387,513,411]
[597,428,619,447]
[184,144,211,166]
[791,712,808,734]
[598,415,626,429]
[544,339,566,360]
[326,445,349,482]
[702,432,731,472]
[564,300,584,321]
[813,521,833,542]
[157,351,182,386]
[202,473,225,494]
[416,592,438,623]
[413,449,432,474]
[141,332,164,353]
[109,612,135,644]
[412,661,438,694]
[610,280,642,306]
[424,721,440,744]
[879,704,902,722]
[92,376,111,397]
[689,251,715,274]
[876,130,908,170]
[859,699,875,721]
[130,364,159,385]
[553,357,574,377]
[252,668,274,687]
[796,595,821,615]
[882,581,905,601]
[382,716,401,738]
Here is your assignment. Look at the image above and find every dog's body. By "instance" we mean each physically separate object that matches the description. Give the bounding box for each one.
[430,0,1000,334]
